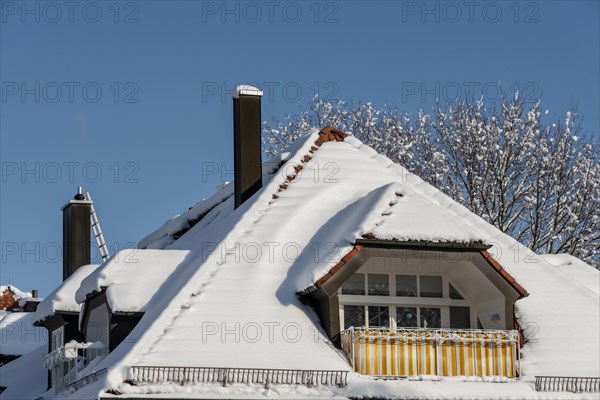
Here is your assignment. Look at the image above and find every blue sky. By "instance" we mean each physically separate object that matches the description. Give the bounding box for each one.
[1,0,599,295]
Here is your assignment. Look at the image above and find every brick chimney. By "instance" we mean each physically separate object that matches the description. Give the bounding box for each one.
[232,85,263,208]
[61,187,91,280]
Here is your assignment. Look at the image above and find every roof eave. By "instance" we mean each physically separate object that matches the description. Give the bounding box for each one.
[480,249,529,299]
[300,239,528,301]
[355,238,492,250]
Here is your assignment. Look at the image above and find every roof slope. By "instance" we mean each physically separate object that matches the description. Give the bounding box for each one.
[63,128,599,397]
[539,253,599,296]
[76,250,190,313]
[0,312,47,356]
[32,264,99,324]
[0,344,47,400]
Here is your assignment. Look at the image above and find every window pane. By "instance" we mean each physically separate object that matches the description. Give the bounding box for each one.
[343,305,365,329]
[396,307,418,328]
[368,274,389,296]
[396,275,417,297]
[420,307,441,328]
[342,273,365,295]
[450,306,471,329]
[368,306,390,328]
[449,283,464,299]
[420,276,443,298]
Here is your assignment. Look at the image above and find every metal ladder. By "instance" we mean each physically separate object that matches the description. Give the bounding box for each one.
[85,191,110,262]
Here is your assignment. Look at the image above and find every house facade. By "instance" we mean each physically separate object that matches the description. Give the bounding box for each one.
[32,263,98,392]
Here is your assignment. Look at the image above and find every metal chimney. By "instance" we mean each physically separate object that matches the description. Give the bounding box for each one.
[232,85,263,208]
[61,187,91,280]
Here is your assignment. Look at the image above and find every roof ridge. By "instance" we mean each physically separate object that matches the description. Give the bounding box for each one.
[271,126,348,201]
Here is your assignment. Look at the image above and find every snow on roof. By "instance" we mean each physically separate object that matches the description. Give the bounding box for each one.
[539,253,599,296]
[0,285,31,301]
[0,344,47,400]
[75,249,191,313]
[0,312,47,356]
[138,146,300,251]
[32,264,99,324]
[62,128,599,397]
[138,184,234,250]
[17,297,43,309]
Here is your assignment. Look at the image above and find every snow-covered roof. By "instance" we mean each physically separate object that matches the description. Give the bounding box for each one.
[0,286,31,301]
[32,264,98,324]
[56,128,599,398]
[75,249,190,313]
[539,253,599,296]
[17,297,43,309]
[0,344,47,400]
[0,312,47,356]
[138,183,234,250]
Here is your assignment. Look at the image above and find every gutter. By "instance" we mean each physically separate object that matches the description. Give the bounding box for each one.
[355,239,492,250]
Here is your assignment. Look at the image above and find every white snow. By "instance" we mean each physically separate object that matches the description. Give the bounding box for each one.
[17,297,42,309]
[0,285,31,304]
[368,183,485,244]
[138,182,234,250]
[0,312,47,356]
[138,147,300,251]
[75,249,191,313]
[44,130,600,398]
[32,264,99,324]
[539,254,599,296]
[0,344,47,400]
[232,84,263,98]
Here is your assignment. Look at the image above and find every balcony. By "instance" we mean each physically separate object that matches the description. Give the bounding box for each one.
[44,341,108,392]
[340,327,520,378]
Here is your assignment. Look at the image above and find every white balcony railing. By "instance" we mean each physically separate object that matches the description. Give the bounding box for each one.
[44,341,108,392]
[341,327,520,378]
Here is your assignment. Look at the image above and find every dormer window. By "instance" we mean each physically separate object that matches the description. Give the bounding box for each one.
[396,275,417,297]
[339,271,474,330]
[367,274,389,296]
[341,273,365,295]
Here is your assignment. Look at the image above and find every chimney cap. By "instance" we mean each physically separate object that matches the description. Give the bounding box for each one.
[232,85,263,98]
[74,186,86,200]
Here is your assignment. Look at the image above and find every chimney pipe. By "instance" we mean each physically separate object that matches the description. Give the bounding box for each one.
[61,187,91,280]
[32,289,39,298]
[232,85,263,209]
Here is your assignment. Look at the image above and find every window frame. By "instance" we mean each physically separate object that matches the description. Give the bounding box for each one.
[339,270,475,329]
[51,325,64,351]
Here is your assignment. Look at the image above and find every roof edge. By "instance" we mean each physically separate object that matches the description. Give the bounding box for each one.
[480,249,529,299]
[356,238,492,250]
[313,244,363,290]
[300,241,529,300]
